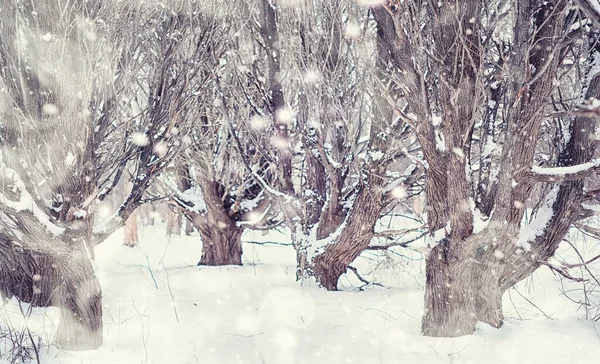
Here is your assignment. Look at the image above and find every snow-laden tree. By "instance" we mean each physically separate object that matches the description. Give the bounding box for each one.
[149,0,276,266]
[214,0,423,287]
[0,0,202,349]
[373,0,600,337]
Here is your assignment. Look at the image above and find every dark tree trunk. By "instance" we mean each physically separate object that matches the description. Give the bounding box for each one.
[197,216,243,266]
[311,188,384,290]
[189,180,243,266]
[0,237,103,350]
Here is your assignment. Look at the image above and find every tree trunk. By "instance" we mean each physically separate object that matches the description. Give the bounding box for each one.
[123,212,138,247]
[166,210,182,236]
[0,237,103,350]
[185,218,195,235]
[311,188,384,290]
[53,272,103,350]
[191,180,243,266]
[421,238,503,337]
[197,217,243,266]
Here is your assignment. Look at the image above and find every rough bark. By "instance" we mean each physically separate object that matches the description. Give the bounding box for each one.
[0,237,102,350]
[259,0,293,194]
[188,180,243,266]
[311,187,384,290]
[374,0,583,337]
[422,232,505,337]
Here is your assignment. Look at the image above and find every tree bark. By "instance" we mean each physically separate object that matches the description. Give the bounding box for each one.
[0,237,103,350]
[188,181,243,266]
[185,218,194,235]
[311,187,384,290]
[197,215,243,266]
[421,234,504,337]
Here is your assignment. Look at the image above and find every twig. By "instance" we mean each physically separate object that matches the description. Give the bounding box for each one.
[512,287,553,320]
[347,266,370,285]
[538,261,586,282]
[245,240,293,247]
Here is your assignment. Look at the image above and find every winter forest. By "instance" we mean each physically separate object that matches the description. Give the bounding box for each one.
[3,0,600,362]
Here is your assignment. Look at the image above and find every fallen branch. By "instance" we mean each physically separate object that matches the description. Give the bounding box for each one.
[347,266,383,291]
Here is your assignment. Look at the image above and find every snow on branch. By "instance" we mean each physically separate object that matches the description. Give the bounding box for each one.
[521,158,600,183]
[574,0,600,28]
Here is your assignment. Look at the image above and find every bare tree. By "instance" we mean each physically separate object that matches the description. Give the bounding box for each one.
[217,0,422,288]
[0,0,204,349]
[374,0,600,336]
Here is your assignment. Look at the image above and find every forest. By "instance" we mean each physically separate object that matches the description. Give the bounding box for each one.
[2,0,600,363]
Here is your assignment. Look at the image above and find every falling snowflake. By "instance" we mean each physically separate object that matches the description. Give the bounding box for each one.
[131,132,150,147]
[153,141,168,157]
[249,115,269,130]
[42,103,59,115]
[391,185,407,199]
[345,22,361,38]
[276,107,294,124]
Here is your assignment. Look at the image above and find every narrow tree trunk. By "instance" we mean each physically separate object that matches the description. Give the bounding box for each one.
[311,188,383,290]
[123,212,138,247]
[185,218,194,235]
[145,204,156,226]
[166,210,181,236]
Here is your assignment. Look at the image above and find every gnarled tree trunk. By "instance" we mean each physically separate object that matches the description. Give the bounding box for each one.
[187,180,243,266]
[0,237,103,350]
[421,232,506,336]
[311,187,384,290]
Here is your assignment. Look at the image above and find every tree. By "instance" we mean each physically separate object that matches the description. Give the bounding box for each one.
[219,0,422,288]
[373,0,600,336]
[154,1,267,266]
[0,0,202,349]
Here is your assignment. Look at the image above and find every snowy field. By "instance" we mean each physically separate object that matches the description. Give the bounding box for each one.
[2,225,600,364]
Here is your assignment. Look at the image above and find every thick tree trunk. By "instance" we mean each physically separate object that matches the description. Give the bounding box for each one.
[0,237,103,350]
[54,272,103,350]
[192,180,243,266]
[421,238,503,337]
[198,219,243,266]
[311,188,384,290]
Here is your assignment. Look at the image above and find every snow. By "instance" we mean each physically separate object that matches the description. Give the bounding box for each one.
[131,132,150,147]
[64,152,76,167]
[345,22,361,38]
[531,158,600,176]
[516,187,559,251]
[370,150,384,161]
[42,103,60,115]
[275,107,294,125]
[1,224,600,363]
[431,114,442,126]
[0,168,65,236]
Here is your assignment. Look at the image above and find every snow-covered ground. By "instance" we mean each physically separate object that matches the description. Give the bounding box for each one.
[2,225,600,364]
